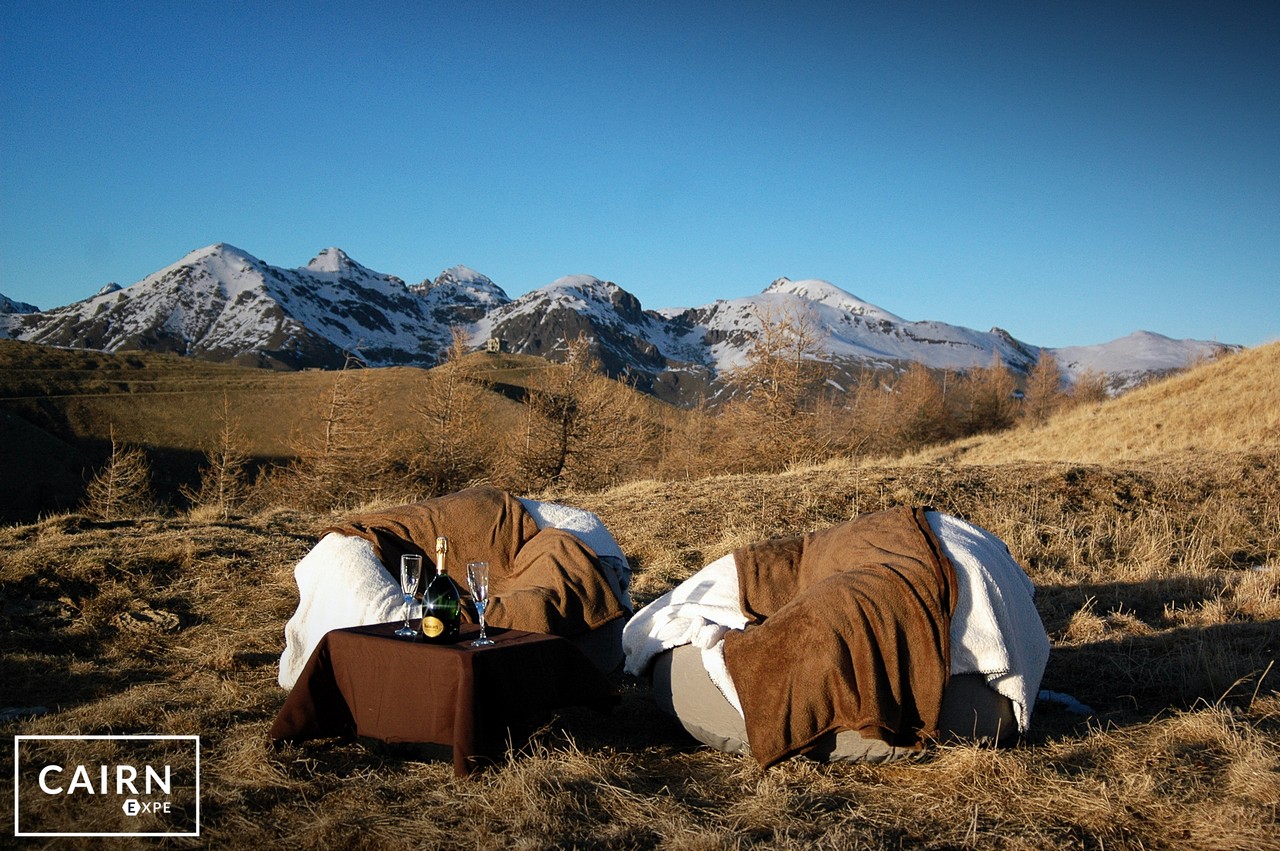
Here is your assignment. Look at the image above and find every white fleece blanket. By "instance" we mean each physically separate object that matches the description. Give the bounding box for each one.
[278,499,632,690]
[622,553,747,713]
[926,512,1050,731]
[622,512,1050,732]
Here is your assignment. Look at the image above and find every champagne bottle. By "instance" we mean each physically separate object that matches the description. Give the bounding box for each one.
[419,535,461,643]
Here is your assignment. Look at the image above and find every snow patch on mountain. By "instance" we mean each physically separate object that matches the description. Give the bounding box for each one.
[304,247,367,276]
[764,277,905,323]
[1053,331,1225,372]
[418,265,508,298]
[413,265,511,328]
[1050,331,1230,391]
[656,279,1039,376]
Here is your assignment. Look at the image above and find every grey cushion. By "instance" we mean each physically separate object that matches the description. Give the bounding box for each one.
[937,670,1018,743]
[650,644,1015,762]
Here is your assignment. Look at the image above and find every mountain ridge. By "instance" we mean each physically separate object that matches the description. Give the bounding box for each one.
[1,243,1238,404]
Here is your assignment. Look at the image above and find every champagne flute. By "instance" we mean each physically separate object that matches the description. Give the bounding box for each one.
[466,561,494,647]
[396,554,423,637]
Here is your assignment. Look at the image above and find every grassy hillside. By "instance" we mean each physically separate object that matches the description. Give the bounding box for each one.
[913,341,1280,465]
[0,341,542,518]
[4,460,1276,846]
[2,339,1277,847]
[0,339,436,457]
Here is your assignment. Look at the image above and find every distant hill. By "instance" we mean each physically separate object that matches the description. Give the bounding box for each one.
[0,339,547,519]
[912,341,1280,465]
[1,243,1237,406]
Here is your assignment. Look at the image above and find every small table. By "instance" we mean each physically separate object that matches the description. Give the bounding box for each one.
[269,622,617,776]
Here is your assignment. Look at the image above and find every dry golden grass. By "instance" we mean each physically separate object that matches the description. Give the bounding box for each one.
[914,342,1280,465]
[3,341,1279,848]
[4,448,1278,848]
[0,342,542,467]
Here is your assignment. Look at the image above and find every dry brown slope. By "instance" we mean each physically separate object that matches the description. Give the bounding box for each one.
[914,340,1280,465]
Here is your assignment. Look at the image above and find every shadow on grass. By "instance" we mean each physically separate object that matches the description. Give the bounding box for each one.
[1035,575,1243,636]
[0,644,169,711]
[1042,618,1277,710]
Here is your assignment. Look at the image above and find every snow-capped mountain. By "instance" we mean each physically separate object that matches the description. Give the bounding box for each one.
[659,276,1042,377]
[474,274,671,382]
[2,244,492,369]
[1,244,1238,403]
[411,264,511,325]
[1051,331,1232,392]
[0,293,40,314]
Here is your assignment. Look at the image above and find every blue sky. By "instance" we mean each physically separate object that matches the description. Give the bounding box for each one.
[2,0,1276,348]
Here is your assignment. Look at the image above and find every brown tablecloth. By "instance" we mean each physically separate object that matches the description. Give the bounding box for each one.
[269,621,618,776]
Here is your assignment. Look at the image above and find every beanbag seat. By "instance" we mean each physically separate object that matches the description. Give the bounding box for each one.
[279,486,632,689]
[624,508,1048,766]
[653,644,1016,762]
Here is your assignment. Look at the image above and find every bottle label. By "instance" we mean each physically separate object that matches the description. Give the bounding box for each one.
[421,616,445,638]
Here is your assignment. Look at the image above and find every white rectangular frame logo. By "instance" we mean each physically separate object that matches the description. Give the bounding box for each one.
[13,734,200,838]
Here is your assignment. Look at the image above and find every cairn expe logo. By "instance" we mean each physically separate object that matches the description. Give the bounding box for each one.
[13,735,200,837]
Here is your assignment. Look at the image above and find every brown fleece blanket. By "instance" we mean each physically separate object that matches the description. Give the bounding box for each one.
[722,506,957,768]
[322,486,627,638]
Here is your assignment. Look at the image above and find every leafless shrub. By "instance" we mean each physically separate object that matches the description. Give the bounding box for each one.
[267,356,410,511]
[857,362,956,457]
[504,334,660,491]
[951,353,1019,436]
[81,430,158,520]
[407,327,498,495]
[719,306,833,471]
[181,393,252,520]
[657,398,725,481]
[1023,350,1067,425]
[1071,368,1111,406]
